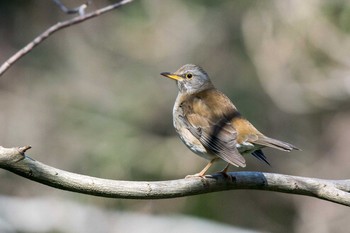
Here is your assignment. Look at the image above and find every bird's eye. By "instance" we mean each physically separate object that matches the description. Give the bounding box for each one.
[186,73,193,79]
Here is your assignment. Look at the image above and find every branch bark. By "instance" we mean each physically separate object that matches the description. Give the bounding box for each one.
[1,146,349,206]
[0,0,133,77]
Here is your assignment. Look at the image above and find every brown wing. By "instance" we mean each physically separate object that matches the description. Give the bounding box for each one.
[180,89,246,167]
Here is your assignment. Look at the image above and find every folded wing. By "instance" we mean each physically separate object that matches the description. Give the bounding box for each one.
[180,89,246,167]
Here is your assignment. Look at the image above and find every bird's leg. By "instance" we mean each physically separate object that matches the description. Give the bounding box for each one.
[220,163,230,174]
[198,158,217,176]
[185,158,218,178]
[215,163,232,180]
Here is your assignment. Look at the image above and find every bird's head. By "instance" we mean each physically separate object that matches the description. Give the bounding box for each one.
[161,64,214,94]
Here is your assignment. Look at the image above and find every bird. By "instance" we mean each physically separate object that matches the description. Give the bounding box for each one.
[160,64,299,177]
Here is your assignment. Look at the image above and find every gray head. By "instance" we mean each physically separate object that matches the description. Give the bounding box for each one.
[161,64,214,94]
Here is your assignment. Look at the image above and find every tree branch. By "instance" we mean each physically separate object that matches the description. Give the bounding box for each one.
[1,146,349,206]
[0,0,133,77]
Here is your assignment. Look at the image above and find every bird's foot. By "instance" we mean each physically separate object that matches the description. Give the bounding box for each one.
[185,173,206,179]
[185,159,219,179]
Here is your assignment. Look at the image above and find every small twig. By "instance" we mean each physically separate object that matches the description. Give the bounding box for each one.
[0,146,349,206]
[0,0,133,77]
[52,0,92,15]
[18,145,32,155]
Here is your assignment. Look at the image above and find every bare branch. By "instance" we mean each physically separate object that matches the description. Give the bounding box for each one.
[0,146,349,206]
[0,0,133,77]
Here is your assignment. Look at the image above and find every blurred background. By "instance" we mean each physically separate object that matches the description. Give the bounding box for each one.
[1,0,350,232]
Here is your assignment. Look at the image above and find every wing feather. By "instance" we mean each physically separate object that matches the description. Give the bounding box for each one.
[180,90,246,167]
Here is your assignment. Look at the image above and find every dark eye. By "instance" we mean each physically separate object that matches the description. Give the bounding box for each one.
[186,73,193,79]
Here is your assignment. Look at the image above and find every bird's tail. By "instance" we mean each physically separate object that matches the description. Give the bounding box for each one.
[254,136,300,152]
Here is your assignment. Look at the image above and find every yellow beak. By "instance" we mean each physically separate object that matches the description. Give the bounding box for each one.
[160,72,184,81]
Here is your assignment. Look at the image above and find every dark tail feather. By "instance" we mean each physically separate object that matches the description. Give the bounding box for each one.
[254,136,300,152]
[251,149,270,166]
